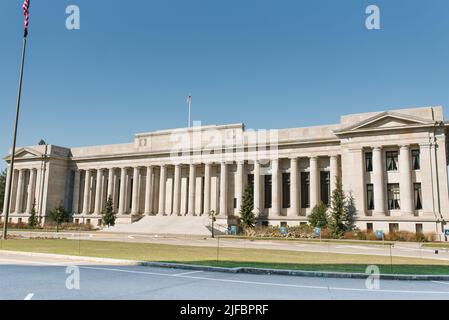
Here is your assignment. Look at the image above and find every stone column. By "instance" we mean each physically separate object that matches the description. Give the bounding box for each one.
[219,162,228,216]
[373,147,385,215]
[144,166,154,215]
[107,168,114,199]
[171,165,181,216]
[289,158,299,217]
[158,165,166,215]
[94,169,104,214]
[399,145,413,214]
[82,170,91,215]
[330,155,338,194]
[118,168,127,215]
[25,169,36,213]
[235,161,244,213]
[131,167,140,215]
[14,169,25,213]
[187,164,196,216]
[2,167,12,215]
[253,160,261,215]
[309,157,319,209]
[72,170,81,214]
[203,163,211,215]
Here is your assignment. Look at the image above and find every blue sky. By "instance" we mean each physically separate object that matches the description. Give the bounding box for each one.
[1,0,449,170]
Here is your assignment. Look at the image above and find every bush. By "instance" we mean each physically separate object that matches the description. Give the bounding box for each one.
[308,203,328,228]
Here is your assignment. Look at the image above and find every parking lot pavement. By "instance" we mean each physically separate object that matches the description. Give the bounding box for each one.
[1,252,449,300]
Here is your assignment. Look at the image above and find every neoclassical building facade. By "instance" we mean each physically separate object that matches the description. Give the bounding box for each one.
[2,106,449,237]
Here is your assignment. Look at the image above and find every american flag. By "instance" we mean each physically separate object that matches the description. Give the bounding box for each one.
[23,0,30,37]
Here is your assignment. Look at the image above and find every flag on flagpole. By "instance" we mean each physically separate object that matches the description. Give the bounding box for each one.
[23,0,30,37]
[186,95,192,105]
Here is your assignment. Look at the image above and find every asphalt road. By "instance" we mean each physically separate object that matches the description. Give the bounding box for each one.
[2,252,449,300]
[8,230,449,262]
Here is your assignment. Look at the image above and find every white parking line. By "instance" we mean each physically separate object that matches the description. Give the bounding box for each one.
[24,293,34,300]
[173,270,203,276]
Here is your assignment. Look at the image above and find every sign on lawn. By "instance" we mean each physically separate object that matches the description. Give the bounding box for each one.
[444,229,449,236]
[375,230,384,240]
[314,227,321,237]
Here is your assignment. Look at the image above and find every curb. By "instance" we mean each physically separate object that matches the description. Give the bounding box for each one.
[2,250,449,281]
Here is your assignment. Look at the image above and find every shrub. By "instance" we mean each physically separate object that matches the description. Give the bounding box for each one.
[308,202,328,228]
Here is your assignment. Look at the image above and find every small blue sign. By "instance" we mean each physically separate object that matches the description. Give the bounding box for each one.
[280,227,287,236]
[314,227,321,237]
[444,229,449,236]
[375,230,384,240]
[230,225,238,235]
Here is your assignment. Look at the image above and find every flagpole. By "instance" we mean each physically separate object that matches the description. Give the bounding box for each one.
[2,33,28,240]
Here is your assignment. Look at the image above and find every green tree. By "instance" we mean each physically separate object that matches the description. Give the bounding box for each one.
[0,169,6,211]
[239,184,255,229]
[308,202,328,228]
[28,200,39,228]
[328,177,347,239]
[102,196,116,227]
[345,192,357,231]
[49,202,68,232]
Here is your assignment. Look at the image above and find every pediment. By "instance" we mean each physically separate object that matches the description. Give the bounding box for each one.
[335,111,433,134]
[7,147,43,159]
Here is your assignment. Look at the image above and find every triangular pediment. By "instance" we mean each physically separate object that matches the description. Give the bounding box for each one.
[5,147,43,160]
[335,111,433,134]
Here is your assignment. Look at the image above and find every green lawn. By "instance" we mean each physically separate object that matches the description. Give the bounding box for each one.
[1,238,448,275]
[422,243,449,250]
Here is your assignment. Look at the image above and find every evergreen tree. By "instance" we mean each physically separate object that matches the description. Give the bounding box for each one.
[102,196,116,227]
[49,202,68,232]
[308,202,328,228]
[345,192,357,231]
[0,169,5,211]
[329,177,347,239]
[28,200,39,228]
[239,184,255,229]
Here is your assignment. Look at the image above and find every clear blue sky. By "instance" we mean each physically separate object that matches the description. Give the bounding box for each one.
[1,0,449,170]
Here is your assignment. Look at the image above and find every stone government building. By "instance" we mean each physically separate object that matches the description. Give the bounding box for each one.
[1,106,449,238]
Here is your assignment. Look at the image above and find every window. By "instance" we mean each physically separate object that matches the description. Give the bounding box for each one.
[282,173,291,208]
[366,184,374,210]
[233,198,237,209]
[389,223,399,233]
[301,172,310,208]
[264,175,272,209]
[386,151,398,171]
[247,174,254,195]
[412,150,420,170]
[414,183,422,210]
[387,184,400,210]
[280,222,287,227]
[367,223,373,233]
[320,172,330,206]
[416,223,423,234]
[365,152,373,172]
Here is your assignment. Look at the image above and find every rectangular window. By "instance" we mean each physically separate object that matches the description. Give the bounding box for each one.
[367,223,373,233]
[389,223,399,233]
[320,171,330,206]
[412,150,420,170]
[282,172,291,209]
[247,174,254,195]
[386,151,399,171]
[414,183,423,210]
[366,184,374,210]
[365,152,373,172]
[416,223,423,234]
[264,175,272,209]
[301,172,310,208]
[280,222,287,227]
[233,198,237,209]
[387,183,401,210]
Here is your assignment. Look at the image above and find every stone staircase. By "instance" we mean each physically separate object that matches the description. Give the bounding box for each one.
[103,215,224,236]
